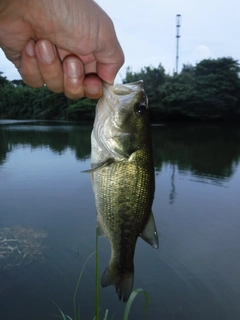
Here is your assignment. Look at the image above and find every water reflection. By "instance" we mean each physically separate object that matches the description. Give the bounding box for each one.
[1,121,240,320]
[1,122,240,182]
[0,121,92,165]
[152,123,240,180]
[1,121,240,208]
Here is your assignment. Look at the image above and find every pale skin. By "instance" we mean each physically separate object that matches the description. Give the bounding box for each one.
[0,0,124,99]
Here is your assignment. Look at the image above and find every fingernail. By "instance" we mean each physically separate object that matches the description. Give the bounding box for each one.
[25,40,35,57]
[66,59,81,78]
[86,85,100,96]
[38,41,56,63]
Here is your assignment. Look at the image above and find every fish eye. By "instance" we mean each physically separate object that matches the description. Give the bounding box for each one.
[134,102,147,116]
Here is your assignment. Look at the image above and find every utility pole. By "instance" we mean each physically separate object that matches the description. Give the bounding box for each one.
[176,14,181,74]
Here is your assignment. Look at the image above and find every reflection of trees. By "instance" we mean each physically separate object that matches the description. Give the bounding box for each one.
[152,123,240,181]
[0,122,92,163]
[0,126,11,166]
[1,122,240,183]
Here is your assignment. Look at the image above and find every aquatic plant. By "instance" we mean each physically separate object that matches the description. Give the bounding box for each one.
[0,225,47,269]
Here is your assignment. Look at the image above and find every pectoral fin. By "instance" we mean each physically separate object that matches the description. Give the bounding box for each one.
[140,211,159,249]
[82,158,115,173]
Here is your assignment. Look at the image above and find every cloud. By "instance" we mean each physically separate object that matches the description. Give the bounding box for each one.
[193,45,212,60]
[183,45,212,67]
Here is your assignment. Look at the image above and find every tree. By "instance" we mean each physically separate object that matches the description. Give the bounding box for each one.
[159,57,240,120]
[123,64,167,120]
[0,72,9,86]
[11,79,27,87]
[0,73,97,120]
[1,57,240,121]
[195,57,240,117]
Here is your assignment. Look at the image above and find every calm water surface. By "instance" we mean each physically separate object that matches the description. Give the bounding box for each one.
[0,120,240,320]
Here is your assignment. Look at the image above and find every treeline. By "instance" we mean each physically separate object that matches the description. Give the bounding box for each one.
[124,57,240,121]
[0,75,96,121]
[1,56,240,121]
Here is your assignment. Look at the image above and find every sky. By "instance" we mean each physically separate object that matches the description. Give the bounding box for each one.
[0,0,239,83]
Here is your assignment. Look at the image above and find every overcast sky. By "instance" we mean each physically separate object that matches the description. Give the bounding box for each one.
[0,0,239,83]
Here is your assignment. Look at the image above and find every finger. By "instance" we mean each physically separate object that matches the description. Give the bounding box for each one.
[63,55,85,100]
[19,39,44,87]
[57,48,102,98]
[35,40,64,93]
[83,74,103,99]
[82,60,103,99]
[84,60,97,75]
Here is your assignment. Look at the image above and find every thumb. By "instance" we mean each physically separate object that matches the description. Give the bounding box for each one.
[96,45,125,84]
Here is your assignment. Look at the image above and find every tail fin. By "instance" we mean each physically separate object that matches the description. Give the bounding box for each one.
[101,266,134,302]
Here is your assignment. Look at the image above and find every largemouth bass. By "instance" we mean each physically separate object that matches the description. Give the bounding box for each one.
[89,81,158,302]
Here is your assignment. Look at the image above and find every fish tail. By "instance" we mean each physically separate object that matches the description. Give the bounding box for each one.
[101,266,134,302]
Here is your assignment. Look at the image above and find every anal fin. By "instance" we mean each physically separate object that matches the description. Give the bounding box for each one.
[140,211,159,249]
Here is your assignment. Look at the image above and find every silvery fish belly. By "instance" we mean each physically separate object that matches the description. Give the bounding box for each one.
[90,81,158,302]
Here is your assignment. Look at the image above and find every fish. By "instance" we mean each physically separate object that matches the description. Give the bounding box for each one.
[88,80,158,302]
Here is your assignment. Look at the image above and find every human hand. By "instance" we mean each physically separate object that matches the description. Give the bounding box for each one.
[0,0,124,99]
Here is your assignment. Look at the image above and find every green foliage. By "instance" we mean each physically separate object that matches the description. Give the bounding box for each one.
[67,98,96,121]
[11,79,27,87]
[123,65,167,119]
[123,64,166,97]
[159,57,240,120]
[1,56,240,121]
[0,71,9,86]
[0,73,96,121]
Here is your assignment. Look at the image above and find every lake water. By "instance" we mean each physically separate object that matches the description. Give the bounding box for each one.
[0,120,240,320]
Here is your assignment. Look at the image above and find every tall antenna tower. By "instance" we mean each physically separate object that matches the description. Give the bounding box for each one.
[176,14,181,73]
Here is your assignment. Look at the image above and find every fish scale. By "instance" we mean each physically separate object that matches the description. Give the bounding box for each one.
[95,158,153,239]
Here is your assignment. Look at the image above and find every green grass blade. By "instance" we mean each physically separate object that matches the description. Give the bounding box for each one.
[102,309,109,320]
[123,289,149,320]
[95,226,100,320]
[77,307,81,320]
[73,251,96,320]
[52,302,72,320]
